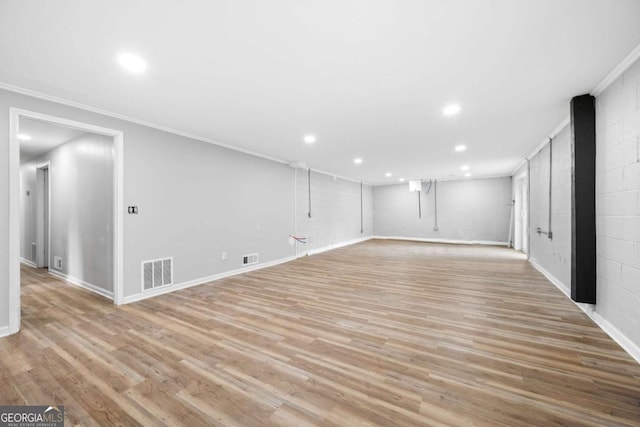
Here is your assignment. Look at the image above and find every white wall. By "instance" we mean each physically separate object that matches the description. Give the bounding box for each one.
[294,168,373,254]
[373,177,512,243]
[20,133,114,292]
[523,57,640,359]
[124,132,295,297]
[1,88,381,332]
[527,126,572,288]
[595,57,640,349]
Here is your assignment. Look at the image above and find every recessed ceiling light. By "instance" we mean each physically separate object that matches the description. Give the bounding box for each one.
[399,178,405,182]
[17,134,32,141]
[385,172,392,177]
[455,144,467,152]
[443,104,461,116]
[303,135,316,144]
[117,52,147,73]
[464,172,472,177]
[354,157,363,165]
[461,165,470,171]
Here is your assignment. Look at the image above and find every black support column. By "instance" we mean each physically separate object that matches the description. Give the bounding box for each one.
[570,94,596,304]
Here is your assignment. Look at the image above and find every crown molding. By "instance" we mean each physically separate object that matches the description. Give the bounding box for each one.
[0,81,289,166]
[592,42,640,96]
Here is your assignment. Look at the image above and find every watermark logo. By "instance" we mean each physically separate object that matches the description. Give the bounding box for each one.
[0,405,64,427]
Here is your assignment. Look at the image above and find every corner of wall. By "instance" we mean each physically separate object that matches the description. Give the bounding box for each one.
[529,257,640,365]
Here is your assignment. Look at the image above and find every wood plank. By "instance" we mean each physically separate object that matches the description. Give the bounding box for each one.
[1,241,639,426]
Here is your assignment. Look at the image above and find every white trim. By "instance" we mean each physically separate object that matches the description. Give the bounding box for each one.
[34,161,51,268]
[8,108,125,338]
[20,257,37,268]
[592,42,640,96]
[512,116,570,176]
[124,237,375,304]
[299,236,373,257]
[375,174,511,187]
[9,109,20,335]
[48,270,114,300]
[0,81,287,166]
[140,256,175,293]
[0,326,10,338]
[513,40,640,176]
[290,164,371,186]
[529,258,640,365]
[123,255,298,304]
[373,235,508,246]
[0,82,380,186]
[529,257,570,296]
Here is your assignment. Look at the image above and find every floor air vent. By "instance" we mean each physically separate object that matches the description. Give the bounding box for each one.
[142,257,173,291]
[242,253,259,266]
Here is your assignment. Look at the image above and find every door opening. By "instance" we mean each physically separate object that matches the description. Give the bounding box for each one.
[35,164,50,268]
[8,108,124,335]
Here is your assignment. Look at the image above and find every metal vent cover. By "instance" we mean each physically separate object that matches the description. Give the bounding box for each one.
[242,253,259,266]
[141,257,173,291]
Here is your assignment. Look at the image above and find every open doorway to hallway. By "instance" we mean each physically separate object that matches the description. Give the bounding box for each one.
[9,109,124,335]
[513,172,529,254]
[19,116,115,298]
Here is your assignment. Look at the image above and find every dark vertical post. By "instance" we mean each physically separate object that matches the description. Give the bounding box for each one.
[571,94,596,304]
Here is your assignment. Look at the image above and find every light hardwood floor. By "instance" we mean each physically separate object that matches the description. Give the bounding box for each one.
[1,240,640,426]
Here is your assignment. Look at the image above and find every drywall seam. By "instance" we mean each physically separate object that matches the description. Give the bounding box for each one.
[529,258,640,365]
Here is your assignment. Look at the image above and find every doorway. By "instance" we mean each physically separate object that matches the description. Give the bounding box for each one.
[8,108,124,335]
[35,163,50,268]
[513,173,529,254]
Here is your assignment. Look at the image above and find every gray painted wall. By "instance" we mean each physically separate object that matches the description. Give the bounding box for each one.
[527,125,572,287]
[0,88,298,331]
[20,133,114,292]
[126,133,295,296]
[295,168,373,254]
[595,57,640,348]
[373,177,512,243]
[522,57,640,354]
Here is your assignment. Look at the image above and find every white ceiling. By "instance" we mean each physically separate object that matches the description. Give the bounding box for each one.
[19,118,87,163]
[2,1,640,184]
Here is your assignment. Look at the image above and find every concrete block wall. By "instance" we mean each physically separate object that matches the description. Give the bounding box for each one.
[523,56,640,359]
[373,177,512,243]
[527,125,572,288]
[295,168,373,254]
[595,57,640,348]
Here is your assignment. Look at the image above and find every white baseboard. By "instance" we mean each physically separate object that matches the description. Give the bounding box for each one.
[48,270,114,301]
[529,258,640,365]
[373,235,509,246]
[20,257,38,268]
[124,236,376,305]
[529,258,571,297]
[299,236,373,257]
[123,255,298,304]
[0,325,10,338]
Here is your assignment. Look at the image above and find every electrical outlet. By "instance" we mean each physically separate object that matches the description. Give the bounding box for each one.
[53,256,62,270]
[221,251,227,261]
